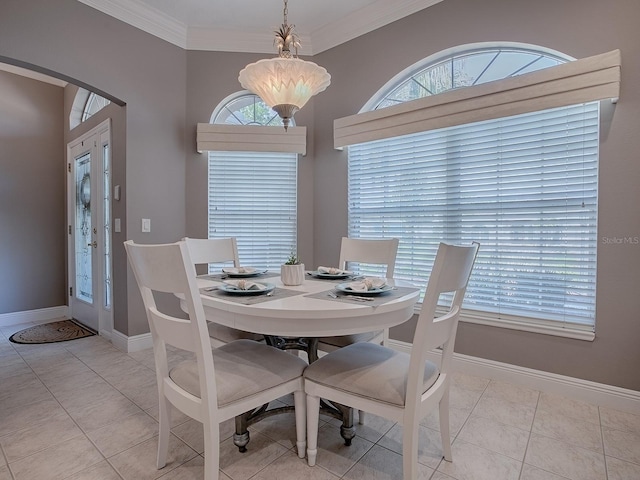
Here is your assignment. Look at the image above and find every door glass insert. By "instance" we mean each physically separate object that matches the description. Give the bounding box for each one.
[75,152,93,303]
[103,143,111,309]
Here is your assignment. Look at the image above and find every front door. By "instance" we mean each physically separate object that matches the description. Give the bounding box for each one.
[67,119,112,334]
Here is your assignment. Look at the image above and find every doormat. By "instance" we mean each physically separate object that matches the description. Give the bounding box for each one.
[9,319,96,344]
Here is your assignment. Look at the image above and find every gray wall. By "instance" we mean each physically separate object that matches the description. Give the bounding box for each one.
[0,0,187,336]
[309,0,640,390]
[0,71,64,314]
[1,0,639,390]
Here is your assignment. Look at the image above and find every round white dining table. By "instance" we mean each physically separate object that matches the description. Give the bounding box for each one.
[195,274,420,338]
[188,273,420,450]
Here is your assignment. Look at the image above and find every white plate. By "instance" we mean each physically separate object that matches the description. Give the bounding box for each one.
[335,283,393,296]
[309,270,353,279]
[217,283,275,295]
[222,269,268,278]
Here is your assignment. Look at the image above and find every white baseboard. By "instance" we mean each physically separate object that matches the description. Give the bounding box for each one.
[111,328,153,353]
[0,306,68,327]
[388,339,640,415]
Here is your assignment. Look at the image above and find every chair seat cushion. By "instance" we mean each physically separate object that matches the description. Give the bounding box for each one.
[207,323,263,343]
[170,339,307,407]
[304,342,439,407]
[316,331,383,349]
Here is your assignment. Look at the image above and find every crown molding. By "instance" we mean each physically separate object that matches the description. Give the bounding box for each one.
[78,0,187,49]
[78,0,443,54]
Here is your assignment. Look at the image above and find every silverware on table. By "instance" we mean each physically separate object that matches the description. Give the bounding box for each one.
[327,291,373,302]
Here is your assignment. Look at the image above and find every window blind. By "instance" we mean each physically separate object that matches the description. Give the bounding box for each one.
[208,151,298,270]
[349,102,599,330]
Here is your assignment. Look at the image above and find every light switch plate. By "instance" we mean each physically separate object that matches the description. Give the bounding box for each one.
[141,218,150,233]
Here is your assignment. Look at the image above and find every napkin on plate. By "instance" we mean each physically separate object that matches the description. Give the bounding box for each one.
[344,277,387,291]
[318,266,352,275]
[222,266,257,275]
[223,279,267,291]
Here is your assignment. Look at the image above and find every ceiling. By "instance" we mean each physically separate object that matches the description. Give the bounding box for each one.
[1,0,443,86]
[78,0,444,54]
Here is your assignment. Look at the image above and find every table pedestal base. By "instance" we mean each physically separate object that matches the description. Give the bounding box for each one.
[264,335,319,363]
[232,399,356,451]
[231,335,356,452]
[319,399,356,446]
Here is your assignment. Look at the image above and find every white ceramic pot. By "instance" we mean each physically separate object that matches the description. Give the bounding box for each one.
[281,263,305,286]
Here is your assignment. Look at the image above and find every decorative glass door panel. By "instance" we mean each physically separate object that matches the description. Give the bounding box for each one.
[67,119,112,335]
[103,143,112,309]
[75,153,94,303]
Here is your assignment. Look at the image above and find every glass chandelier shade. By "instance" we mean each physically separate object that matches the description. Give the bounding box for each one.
[239,57,330,128]
[238,0,331,130]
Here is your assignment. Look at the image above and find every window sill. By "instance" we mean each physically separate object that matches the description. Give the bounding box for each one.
[415,305,595,341]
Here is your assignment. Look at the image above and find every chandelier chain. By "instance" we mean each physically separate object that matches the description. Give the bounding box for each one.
[283,0,288,26]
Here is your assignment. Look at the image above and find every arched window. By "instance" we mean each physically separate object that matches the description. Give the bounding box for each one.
[372,46,566,109]
[207,93,297,269]
[212,93,285,126]
[349,44,598,338]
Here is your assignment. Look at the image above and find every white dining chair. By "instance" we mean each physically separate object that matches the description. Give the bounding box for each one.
[125,240,307,480]
[317,236,399,353]
[304,242,479,479]
[316,237,399,424]
[183,237,263,347]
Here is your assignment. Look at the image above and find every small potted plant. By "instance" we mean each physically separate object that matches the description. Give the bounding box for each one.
[281,250,305,286]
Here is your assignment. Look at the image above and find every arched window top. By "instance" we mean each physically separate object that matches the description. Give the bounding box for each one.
[82,92,110,122]
[70,88,111,129]
[211,92,291,127]
[369,44,572,112]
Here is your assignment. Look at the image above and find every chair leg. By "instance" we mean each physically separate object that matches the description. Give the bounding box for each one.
[293,389,306,458]
[157,395,171,469]
[358,410,366,424]
[402,422,420,480]
[203,420,220,480]
[439,389,453,462]
[306,394,320,466]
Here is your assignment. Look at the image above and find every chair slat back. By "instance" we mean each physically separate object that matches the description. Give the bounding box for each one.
[124,240,212,356]
[339,237,399,277]
[420,243,478,351]
[147,309,194,352]
[125,240,220,423]
[406,242,479,407]
[183,237,240,267]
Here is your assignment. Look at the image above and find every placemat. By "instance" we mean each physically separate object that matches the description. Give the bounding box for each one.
[304,286,420,307]
[199,271,280,281]
[200,286,305,305]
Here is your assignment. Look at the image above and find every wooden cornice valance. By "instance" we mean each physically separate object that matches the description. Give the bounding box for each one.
[197,124,307,155]
[334,49,621,148]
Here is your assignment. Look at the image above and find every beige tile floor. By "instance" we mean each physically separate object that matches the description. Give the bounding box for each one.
[1,319,639,480]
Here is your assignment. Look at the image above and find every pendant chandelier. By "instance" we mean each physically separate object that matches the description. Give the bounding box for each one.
[238,0,331,130]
